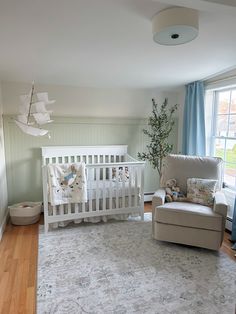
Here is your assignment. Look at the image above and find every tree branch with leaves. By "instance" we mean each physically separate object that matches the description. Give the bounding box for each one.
[138,98,178,177]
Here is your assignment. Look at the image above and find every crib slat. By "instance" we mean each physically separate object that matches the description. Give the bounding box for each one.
[74,203,79,214]
[134,166,138,207]
[96,167,99,211]
[89,168,93,212]
[68,203,71,214]
[58,204,63,215]
[53,205,57,216]
[128,166,132,208]
[82,201,85,213]
[103,167,106,210]
[122,167,126,208]
[109,167,113,210]
[116,167,119,209]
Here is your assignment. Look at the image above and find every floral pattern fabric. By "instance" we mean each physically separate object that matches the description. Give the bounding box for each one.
[187,178,217,206]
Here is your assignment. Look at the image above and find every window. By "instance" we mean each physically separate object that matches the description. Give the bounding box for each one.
[211,88,236,191]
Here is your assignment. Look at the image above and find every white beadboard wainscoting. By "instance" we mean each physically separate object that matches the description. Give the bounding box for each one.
[3,115,178,205]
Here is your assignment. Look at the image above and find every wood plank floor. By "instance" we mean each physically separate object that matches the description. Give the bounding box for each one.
[0,203,235,314]
[0,222,38,314]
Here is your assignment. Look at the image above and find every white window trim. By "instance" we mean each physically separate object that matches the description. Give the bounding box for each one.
[210,87,236,192]
[205,79,236,225]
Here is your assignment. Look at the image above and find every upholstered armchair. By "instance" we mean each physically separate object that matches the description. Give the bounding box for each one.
[152,154,228,250]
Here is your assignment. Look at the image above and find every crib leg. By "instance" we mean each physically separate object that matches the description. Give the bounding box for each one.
[44,222,49,234]
[141,211,144,221]
[140,204,144,221]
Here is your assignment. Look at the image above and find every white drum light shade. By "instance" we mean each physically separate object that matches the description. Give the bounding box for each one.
[152,7,199,45]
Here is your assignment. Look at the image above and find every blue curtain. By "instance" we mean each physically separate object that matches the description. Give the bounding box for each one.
[232,197,236,250]
[182,81,206,156]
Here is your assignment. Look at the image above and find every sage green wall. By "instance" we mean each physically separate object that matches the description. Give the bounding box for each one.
[3,116,178,205]
[0,84,8,233]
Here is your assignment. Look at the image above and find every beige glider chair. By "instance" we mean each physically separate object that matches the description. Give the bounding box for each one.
[152,154,228,250]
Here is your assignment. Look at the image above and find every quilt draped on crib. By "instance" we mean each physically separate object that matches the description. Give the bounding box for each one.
[47,162,87,206]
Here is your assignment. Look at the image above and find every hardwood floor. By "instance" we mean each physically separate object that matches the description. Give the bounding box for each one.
[0,203,235,314]
[0,223,38,314]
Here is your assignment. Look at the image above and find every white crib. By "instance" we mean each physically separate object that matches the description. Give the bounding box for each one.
[42,145,145,232]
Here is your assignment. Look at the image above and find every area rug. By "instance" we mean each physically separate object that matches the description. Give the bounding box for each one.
[37,215,236,314]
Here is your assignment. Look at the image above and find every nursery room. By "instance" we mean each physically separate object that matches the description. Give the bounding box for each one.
[0,0,236,313]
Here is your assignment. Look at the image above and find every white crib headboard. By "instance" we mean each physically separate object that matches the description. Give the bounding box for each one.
[42,145,128,165]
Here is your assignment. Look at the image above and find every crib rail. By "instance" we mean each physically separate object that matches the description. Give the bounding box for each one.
[42,145,129,165]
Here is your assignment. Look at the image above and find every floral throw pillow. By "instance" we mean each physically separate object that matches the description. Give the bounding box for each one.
[187,178,218,206]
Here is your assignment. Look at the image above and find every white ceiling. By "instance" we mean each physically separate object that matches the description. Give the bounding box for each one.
[0,0,236,88]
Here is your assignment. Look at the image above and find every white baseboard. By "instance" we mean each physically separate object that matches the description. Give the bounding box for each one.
[0,208,9,242]
[226,218,232,232]
[144,193,154,202]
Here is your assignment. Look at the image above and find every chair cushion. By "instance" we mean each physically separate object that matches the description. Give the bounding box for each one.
[154,202,222,231]
[160,154,223,195]
[187,178,217,206]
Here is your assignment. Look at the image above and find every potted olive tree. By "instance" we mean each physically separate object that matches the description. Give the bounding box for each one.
[138,98,178,177]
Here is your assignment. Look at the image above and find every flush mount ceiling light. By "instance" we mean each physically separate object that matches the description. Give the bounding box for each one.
[152,7,199,45]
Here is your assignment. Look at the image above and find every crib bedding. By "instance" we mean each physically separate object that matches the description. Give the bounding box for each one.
[47,162,87,206]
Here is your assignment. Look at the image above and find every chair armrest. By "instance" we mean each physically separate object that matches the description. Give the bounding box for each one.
[213,191,228,245]
[152,188,166,211]
[152,188,166,237]
[213,191,228,218]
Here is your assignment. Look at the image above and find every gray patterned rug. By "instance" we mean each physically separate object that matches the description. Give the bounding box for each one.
[37,214,236,314]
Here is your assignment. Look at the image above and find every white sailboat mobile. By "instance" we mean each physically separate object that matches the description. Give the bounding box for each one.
[14,82,55,137]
